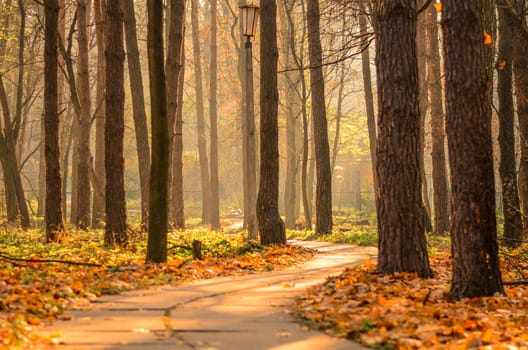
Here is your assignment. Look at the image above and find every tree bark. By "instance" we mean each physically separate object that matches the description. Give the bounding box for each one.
[146,0,169,263]
[514,0,528,231]
[122,0,151,229]
[91,0,106,228]
[374,0,431,278]
[44,0,65,241]
[442,0,504,298]
[209,0,220,229]
[425,4,449,235]
[166,0,186,229]
[191,0,211,225]
[76,0,92,229]
[105,0,127,247]
[257,0,286,245]
[307,0,332,234]
[497,0,523,247]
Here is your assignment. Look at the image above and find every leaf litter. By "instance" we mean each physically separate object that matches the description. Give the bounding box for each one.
[293,250,528,349]
[0,228,314,349]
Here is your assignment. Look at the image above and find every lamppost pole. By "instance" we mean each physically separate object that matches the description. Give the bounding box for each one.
[240,3,259,239]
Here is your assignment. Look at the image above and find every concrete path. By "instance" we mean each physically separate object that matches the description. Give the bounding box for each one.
[40,241,376,350]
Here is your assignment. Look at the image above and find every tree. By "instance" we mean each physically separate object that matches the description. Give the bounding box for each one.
[44,0,65,241]
[374,0,431,278]
[122,0,151,229]
[497,0,523,246]
[257,0,286,245]
[425,4,449,235]
[91,0,106,228]
[191,0,211,225]
[104,0,127,247]
[307,0,332,234]
[442,0,504,298]
[166,0,186,229]
[209,0,220,230]
[76,0,91,229]
[146,0,169,263]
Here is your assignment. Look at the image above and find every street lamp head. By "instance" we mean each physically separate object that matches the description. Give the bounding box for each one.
[240,4,259,38]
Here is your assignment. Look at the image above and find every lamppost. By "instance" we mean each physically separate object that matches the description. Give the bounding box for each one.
[240,3,259,239]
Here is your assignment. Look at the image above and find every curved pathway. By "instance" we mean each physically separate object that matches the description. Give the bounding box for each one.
[40,241,376,350]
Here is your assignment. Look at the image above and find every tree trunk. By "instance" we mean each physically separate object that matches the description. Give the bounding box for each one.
[425,4,449,235]
[442,0,504,298]
[191,0,211,225]
[92,0,106,228]
[257,0,286,245]
[374,0,431,278]
[166,0,185,229]
[307,0,332,234]
[76,0,92,229]
[122,0,151,228]
[209,0,220,229]
[514,0,528,231]
[0,79,30,229]
[497,0,523,246]
[359,11,378,207]
[44,0,65,241]
[105,0,127,247]
[417,11,433,233]
[146,0,169,263]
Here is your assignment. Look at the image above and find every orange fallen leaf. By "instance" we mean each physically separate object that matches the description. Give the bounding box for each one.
[484,31,493,45]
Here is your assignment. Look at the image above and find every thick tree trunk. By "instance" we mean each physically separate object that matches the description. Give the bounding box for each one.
[497,1,523,247]
[44,0,65,241]
[209,0,220,229]
[105,0,127,247]
[166,0,185,229]
[122,0,151,228]
[374,0,431,278]
[92,0,106,228]
[442,0,504,298]
[307,0,332,234]
[426,4,449,235]
[76,0,92,229]
[191,0,211,225]
[257,0,286,245]
[146,0,169,263]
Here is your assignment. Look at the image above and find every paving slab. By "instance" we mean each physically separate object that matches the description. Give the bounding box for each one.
[39,241,377,350]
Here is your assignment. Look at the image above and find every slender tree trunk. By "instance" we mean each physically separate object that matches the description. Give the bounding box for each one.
[443,0,503,298]
[281,0,298,230]
[0,79,30,229]
[191,0,210,225]
[307,0,332,234]
[417,12,433,233]
[257,0,286,245]
[92,0,106,228]
[300,72,311,230]
[359,11,378,207]
[146,0,169,263]
[209,0,220,229]
[122,0,151,228]
[497,0,523,246]
[374,0,431,278]
[514,0,528,230]
[330,64,345,174]
[166,0,185,229]
[76,0,92,229]
[426,4,449,235]
[61,105,73,219]
[105,0,127,247]
[44,0,65,241]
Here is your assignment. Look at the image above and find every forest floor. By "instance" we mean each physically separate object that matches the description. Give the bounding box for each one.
[33,240,376,350]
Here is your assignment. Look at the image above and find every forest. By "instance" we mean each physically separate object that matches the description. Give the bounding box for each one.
[1,0,528,349]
